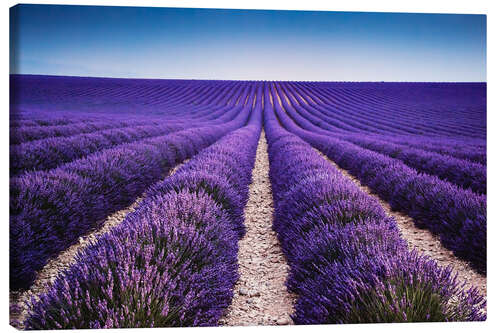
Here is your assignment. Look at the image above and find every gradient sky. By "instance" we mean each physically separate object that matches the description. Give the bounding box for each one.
[10,4,486,81]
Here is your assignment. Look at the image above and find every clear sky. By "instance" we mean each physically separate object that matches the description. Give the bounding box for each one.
[10,4,486,81]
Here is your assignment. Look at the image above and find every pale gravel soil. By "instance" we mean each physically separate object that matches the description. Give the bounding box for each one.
[10,161,188,329]
[315,149,486,298]
[220,131,296,326]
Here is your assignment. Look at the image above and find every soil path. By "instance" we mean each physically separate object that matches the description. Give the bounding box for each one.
[10,161,188,328]
[316,149,486,297]
[220,131,296,326]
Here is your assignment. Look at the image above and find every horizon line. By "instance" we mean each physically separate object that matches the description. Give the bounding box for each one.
[10,73,487,84]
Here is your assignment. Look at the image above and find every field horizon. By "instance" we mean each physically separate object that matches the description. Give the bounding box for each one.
[9,73,488,84]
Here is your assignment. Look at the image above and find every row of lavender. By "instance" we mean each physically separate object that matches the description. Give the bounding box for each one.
[285,81,485,139]
[276,83,486,194]
[263,83,486,323]
[12,77,484,145]
[10,79,254,145]
[23,87,263,329]
[280,81,486,166]
[11,122,186,175]
[279,82,486,158]
[11,75,253,118]
[271,83,487,273]
[10,80,255,291]
[10,92,249,175]
[11,77,486,326]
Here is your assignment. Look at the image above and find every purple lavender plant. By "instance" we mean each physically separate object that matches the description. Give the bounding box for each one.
[263,82,486,323]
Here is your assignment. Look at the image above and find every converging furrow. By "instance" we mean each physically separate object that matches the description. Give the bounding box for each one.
[10,77,487,328]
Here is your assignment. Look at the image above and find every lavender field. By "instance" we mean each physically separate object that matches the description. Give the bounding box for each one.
[9,74,486,328]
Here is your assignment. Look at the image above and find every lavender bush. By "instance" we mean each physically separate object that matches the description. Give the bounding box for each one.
[11,97,252,290]
[11,77,486,327]
[23,88,263,328]
[10,123,189,175]
[275,84,486,194]
[263,83,485,323]
[270,85,486,274]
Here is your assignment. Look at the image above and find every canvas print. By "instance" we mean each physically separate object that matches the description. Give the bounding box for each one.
[9,4,486,329]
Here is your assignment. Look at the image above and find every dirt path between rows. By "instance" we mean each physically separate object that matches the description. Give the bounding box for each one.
[10,161,188,329]
[220,131,296,326]
[315,149,486,298]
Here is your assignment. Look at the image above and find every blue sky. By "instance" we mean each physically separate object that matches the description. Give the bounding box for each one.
[10,4,486,81]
